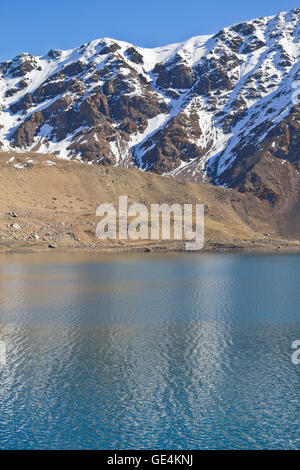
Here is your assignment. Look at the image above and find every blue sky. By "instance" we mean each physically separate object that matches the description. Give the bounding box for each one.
[1,0,299,61]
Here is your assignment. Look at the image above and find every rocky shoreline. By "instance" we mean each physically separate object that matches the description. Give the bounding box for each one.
[1,237,300,256]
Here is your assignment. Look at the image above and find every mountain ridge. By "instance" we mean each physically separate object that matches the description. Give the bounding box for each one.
[1,7,300,213]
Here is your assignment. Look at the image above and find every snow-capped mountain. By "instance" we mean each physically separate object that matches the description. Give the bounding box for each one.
[1,8,300,202]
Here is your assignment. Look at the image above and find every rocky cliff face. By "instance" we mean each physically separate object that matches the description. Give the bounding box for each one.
[0,8,300,215]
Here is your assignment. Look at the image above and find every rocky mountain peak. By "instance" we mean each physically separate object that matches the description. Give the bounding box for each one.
[0,8,299,211]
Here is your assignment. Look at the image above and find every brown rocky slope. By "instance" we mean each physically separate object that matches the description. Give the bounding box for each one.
[0,151,299,254]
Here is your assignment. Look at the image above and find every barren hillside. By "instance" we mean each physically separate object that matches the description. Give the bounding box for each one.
[0,151,299,254]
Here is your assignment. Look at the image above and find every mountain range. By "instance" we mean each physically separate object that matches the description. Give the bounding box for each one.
[0,8,300,223]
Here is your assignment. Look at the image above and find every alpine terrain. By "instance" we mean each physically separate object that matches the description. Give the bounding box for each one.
[1,8,300,248]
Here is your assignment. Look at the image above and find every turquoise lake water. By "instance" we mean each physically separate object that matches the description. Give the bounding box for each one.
[0,252,300,449]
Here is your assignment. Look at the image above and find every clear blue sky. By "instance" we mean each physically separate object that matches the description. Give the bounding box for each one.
[1,0,299,61]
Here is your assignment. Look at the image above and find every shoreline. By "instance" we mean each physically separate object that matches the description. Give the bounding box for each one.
[1,238,300,256]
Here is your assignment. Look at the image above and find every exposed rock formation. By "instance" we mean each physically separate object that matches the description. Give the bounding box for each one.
[0,8,300,218]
